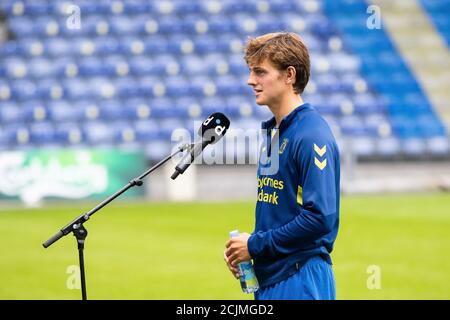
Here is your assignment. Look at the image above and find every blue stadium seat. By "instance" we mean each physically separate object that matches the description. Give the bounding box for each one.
[0,101,23,123]
[149,97,180,119]
[199,96,226,117]
[0,41,22,58]
[216,75,248,96]
[230,118,261,135]
[319,93,347,115]
[54,122,84,145]
[226,95,248,119]
[180,55,206,76]
[0,128,8,149]
[269,0,299,13]
[189,76,214,97]
[426,137,449,156]
[137,76,164,97]
[135,119,161,142]
[28,58,56,79]
[308,14,337,39]
[21,100,47,122]
[29,122,56,145]
[129,56,165,76]
[376,137,401,157]
[158,16,186,35]
[328,53,361,74]
[350,137,376,157]
[44,38,72,57]
[10,80,37,100]
[144,140,171,161]
[337,73,360,93]
[143,35,169,54]
[174,97,201,119]
[79,0,110,15]
[108,16,141,35]
[83,121,115,145]
[164,119,188,141]
[115,77,140,99]
[316,74,341,93]
[97,100,125,121]
[4,58,28,79]
[417,115,447,138]
[35,80,64,100]
[122,98,150,120]
[122,1,152,14]
[110,121,136,144]
[223,1,258,14]
[80,15,108,37]
[353,93,382,115]
[202,54,229,76]
[77,57,106,77]
[228,54,247,76]
[119,37,143,55]
[173,1,203,14]
[402,138,426,156]
[95,37,121,55]
[207,16,234,34]
[192,35,221,54]
[3,124,30,147]
[217,34,245,54]
[165,76,191,97]
[364,114,390,137]
[8,17,35,36]
[339,115,367,136]
[62,79,91,100]
[182,15,208,34]
[48,100,84,122]
[52,58,77,78]
[159,119,185,139]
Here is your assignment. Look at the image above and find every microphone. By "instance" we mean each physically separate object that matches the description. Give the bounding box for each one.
[171,112,230,180]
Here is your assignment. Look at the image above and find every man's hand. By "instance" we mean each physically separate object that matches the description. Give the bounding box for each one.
[224,232,252,278]
[224,250,240,279]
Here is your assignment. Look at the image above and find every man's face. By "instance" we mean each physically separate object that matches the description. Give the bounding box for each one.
[247,59,287,107]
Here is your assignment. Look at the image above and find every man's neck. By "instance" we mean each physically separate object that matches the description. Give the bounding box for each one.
[269,94,304,128]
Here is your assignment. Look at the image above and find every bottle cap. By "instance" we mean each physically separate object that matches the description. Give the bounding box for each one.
[229,230,239,238]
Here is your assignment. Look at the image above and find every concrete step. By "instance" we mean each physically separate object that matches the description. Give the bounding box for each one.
[370,0,450,133]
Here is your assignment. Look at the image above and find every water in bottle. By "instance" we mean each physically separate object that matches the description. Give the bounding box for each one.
[229,230,259,293]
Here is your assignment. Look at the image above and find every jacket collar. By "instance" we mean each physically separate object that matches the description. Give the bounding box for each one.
[261,103,313,130]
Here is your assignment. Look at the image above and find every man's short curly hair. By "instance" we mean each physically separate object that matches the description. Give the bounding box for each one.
[244,32,310,94]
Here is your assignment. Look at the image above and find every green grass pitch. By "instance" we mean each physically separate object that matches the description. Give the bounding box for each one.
[0,193,449,299]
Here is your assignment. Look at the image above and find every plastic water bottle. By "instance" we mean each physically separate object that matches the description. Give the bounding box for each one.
[229,230,259,293]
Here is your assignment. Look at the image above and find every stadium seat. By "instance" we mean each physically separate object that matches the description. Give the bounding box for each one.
[0,0,447,159]
[82,121,115,145]
[149,97,180,119]
[158,118,185,140]
[29,122,56,145]
[10,80,37,100]
[48,100,83,122]
[0,101,23,123]
[135,119,161,142]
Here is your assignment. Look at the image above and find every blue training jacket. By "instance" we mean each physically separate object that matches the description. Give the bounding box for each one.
[247,103,340,288]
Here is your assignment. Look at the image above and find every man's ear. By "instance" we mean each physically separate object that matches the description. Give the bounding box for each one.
[286,66,296,85]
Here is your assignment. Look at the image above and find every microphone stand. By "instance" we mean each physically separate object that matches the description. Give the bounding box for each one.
[42,143,192,300]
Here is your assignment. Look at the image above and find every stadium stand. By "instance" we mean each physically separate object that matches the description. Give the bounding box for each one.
[0,0,448,160]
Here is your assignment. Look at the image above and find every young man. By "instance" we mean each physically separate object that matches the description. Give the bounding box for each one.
[224,32,340,300]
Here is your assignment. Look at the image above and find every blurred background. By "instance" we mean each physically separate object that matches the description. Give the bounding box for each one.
[0,0,449,299]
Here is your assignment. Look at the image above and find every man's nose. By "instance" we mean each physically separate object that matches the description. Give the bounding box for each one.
[247,73,256,87]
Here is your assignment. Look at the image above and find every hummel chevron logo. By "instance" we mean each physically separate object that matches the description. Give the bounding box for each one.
[314,144,326,157]
[314,157,327,170]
